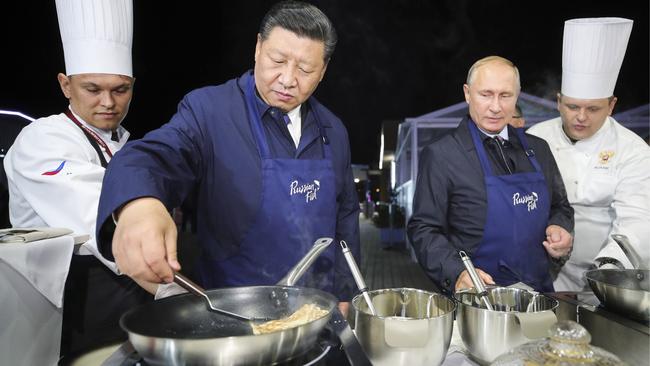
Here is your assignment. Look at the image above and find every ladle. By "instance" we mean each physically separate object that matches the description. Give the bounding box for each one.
[340,240,377,315]
[459,251,494,311]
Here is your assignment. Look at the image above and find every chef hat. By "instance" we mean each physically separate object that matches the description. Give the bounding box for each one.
[561,17,633,99]
[56,0,133,77]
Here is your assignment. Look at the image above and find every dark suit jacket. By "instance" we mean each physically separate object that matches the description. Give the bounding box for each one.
[406,117,574,294]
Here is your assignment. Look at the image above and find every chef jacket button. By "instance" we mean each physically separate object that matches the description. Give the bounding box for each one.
[574,181,578,184]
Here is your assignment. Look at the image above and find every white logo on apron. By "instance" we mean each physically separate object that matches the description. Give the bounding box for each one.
[512,191,538,211]
[290,179,320,203]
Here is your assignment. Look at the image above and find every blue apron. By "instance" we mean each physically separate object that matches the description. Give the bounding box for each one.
[196,75,338,293]
[468,121,554,292]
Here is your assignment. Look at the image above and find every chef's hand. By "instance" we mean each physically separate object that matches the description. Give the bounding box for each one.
[542,225,572,258]
[113,197,181,284]
[338,302,350,318]
[455,269,495,292]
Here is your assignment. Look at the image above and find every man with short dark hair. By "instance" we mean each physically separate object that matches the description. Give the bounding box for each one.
[96,1,360,313]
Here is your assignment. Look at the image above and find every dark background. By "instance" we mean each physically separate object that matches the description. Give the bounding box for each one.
[2,1,648,165]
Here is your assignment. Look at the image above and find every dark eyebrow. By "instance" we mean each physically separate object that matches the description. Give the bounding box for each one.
[80,81,132,90]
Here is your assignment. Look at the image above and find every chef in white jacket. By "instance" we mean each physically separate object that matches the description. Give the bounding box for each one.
[528,17,650,291]
[3,0,161,358]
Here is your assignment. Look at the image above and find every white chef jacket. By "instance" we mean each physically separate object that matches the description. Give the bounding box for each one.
[3,107,129,272]
[528,116,650,291]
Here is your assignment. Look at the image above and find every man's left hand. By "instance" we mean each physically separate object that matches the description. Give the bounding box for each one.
[542,225,572,258]
[338,302,350,318]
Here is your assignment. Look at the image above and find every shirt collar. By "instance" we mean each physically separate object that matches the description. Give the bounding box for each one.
[254,86,302,124]
[477,125,510,141]
[286,105,301,124]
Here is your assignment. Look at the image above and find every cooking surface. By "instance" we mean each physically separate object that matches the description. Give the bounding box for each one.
[100,326,350,366]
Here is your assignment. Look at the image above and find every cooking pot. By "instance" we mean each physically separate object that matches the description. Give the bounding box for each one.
[352,288,455,366]
[585,234,650,321]
[455,286,558,365]
[120,238,338,365]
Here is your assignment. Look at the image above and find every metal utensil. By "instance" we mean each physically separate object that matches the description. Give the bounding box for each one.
[121,237,338,365]
[611,234,645,270]
[173,272,270,322]
[277,237,333,286]
[586,269,650,320]
[353,288,456,366]
[340,240,376,315]
[459,251,494,311]
[173,237,334,321]
[455,287,559,364]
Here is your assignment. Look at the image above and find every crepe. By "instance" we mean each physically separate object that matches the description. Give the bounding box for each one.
[251,303,329,335]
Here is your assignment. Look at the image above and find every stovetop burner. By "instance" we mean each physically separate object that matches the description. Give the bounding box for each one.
[102,327,353,366]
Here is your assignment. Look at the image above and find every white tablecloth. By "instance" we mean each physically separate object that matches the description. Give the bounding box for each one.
[0,235,76,366]
[443,320,479,365]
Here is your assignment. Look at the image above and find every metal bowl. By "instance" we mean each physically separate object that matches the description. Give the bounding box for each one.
[455,287,558,365]
[585,269,650,321]
[352,288,455,366]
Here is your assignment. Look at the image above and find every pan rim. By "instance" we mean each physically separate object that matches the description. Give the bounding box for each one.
[120,285,338,340]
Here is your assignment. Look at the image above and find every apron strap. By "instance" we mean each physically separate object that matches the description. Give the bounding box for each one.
[514,127,544,173]
[64,110,109,168]
[243,76,272,159]
[468,120,544,175]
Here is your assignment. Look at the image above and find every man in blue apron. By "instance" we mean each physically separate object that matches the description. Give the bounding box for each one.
[95,1,360,312]
[407,56,574,294]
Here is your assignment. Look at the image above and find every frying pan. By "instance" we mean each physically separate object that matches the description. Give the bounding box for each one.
[120,238,339,365]
[585,234,650,321]
[585,268,649,320]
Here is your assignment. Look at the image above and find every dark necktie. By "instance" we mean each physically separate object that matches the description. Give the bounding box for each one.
[489,136,515,174]
[111,131,119,142]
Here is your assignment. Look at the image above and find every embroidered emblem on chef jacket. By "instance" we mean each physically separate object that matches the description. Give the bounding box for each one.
[512,191,538,211]
[598,150,615,165]
[290,179,320,203]
[41,160,66,176]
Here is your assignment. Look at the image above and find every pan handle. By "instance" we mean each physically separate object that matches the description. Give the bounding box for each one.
[173,272,209,298]
[329,308,372,366]
[611,234,644,270]
[276,237,333,286]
